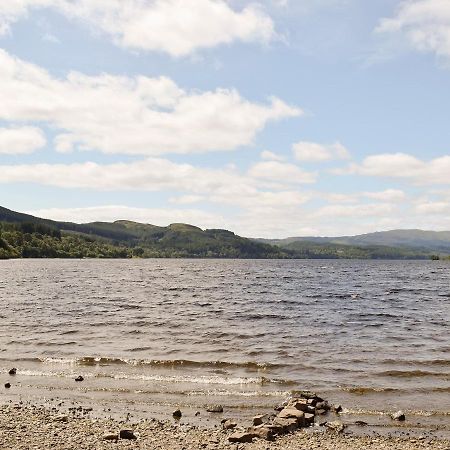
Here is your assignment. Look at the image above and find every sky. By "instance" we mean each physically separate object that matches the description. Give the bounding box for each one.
[1,0,450,238]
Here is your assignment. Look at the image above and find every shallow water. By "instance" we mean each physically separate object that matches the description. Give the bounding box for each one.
[0,259,449,435]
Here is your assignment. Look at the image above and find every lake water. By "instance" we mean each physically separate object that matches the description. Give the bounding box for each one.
[0,259,449,436]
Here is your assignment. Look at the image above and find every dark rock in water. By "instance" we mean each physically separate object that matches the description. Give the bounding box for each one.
[8,368,16,375]
[4,383,11,389]
[222,419,237,430]
[195,411,200,416]
[75,376,84,382]
[206,405,223,413]
[391,411,406,421]
[316,401,330,411]
[103,433,118,442]
[172,409,182,419]
[228,431,255,443]
[119,429,137,440]
[355,420,368,426]
[325,421,346,433]
[333,404,343,413]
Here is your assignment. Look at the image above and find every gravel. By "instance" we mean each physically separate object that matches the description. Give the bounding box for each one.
[1,404,449,450]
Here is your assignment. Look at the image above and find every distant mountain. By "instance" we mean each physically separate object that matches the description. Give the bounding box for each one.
[0,206,444,260]
[258,229,450,255]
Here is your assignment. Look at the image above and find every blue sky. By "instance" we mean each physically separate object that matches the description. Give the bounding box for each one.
[1,0,450,237]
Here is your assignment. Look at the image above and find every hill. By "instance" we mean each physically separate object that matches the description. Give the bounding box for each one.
[259,229,450,255]
[0,206,285,259]
[0,206,444,260]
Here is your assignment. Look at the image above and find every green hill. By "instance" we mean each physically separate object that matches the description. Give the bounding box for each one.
[0,206,444,260]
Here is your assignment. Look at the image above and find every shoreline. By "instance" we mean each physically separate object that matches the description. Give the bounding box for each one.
[1,403,450,450]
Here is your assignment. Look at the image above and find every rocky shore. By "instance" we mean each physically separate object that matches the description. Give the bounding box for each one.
[1,402,449,450]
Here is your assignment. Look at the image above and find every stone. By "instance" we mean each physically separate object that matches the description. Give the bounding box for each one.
[248,425,274,441]
[355,420,368,426]
[304,413,315,425]
[333,404,343,413]
[316,401,330,411]
[277,407,305,422]
[119,429,137,440]
[391,411,406,421]
[53,415,69,423]
[222,420,237,430]
[272,417,299,434]
[252,415,266,426]
[325,421,346,433]
[289,400,308,412]
[206,405,223,413]
[172,409,182,419]
[316,409,326,415]
[228,431,255,443]
[74,376,84,382]
[103,433,118,442]
[4,383,11,389]
[8,368,16,375]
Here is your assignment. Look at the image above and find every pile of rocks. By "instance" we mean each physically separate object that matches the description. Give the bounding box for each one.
[228,392,337,443]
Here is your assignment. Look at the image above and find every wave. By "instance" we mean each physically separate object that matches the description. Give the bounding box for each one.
[12,368,294,386]
[376,370,450,379]
[29,356,285,370]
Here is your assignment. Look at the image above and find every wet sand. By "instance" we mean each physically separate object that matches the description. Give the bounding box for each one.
[1,403,449,450]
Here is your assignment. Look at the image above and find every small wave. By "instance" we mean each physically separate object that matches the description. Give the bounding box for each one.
[377,370,450,379]
[343,386,399,395]
[37,356,284,370]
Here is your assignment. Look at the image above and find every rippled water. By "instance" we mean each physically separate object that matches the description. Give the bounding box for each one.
[0,259,449,435]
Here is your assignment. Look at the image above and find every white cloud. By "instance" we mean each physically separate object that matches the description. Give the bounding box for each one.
[341,153,450,185]
[0,126,46,154]
[376,0,450,60]
[0,49,300,156]
[260,150,285,161]
[293,141,350,162]
[0,0,276,57]
[363,189,406,202]
[248,160,317,184]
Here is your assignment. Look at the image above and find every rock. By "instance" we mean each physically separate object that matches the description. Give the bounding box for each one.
[8,368,16,375]
[289,399,308,412]
[206,405,223,413]
[391,411,406,421]
[172,409,182,419]
[222,420,237,430]
[119,429,137,440]
[304,413,315,425]
[248,425,274,441]
[316,401,330,411]
[274,398,290,411]
[195,411,200,416]
[103,433,118,442]
[53,415,69,423]
[252,415,266,426]
[325,421,346,433]
[333,404,343,413]
[277,407,305,422]
[4,383,11,389]
[74,376,84,382]
[228,431,255,443]
[272,417,299,434]
[316,409,326,415]
[355,420,368,426]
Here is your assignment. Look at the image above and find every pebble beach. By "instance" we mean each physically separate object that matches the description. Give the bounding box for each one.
[1,403,450,450]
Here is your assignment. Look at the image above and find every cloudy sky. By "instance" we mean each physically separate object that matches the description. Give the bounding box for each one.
[1,0,450,237]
